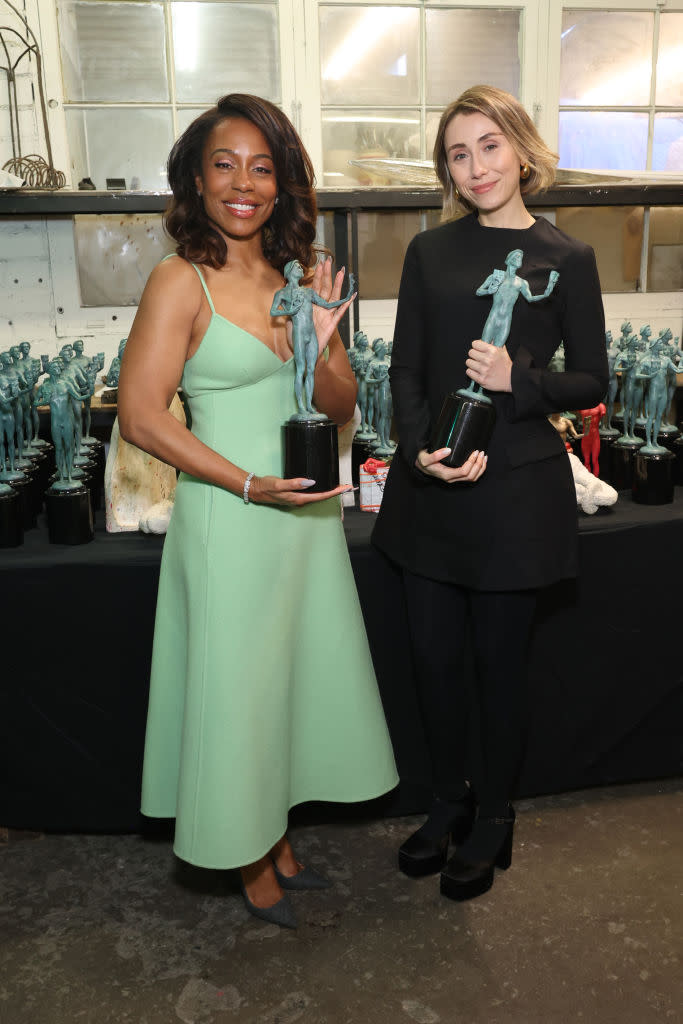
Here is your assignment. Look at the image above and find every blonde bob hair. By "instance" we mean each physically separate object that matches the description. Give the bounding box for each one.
[433,85,558,221]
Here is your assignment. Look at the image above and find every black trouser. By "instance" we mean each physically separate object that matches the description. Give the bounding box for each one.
[403,570,537,816]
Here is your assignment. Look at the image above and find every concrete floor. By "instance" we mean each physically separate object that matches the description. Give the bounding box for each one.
[1,778,681,1024]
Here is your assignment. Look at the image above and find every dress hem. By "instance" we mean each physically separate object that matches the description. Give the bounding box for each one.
[141,775,399,871]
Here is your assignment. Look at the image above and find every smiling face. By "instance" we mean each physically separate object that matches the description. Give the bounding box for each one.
[195,117,278,243]
[444,112,528,226]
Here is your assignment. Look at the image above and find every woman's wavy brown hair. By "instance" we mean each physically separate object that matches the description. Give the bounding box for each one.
[433,85,558,222]
[165,94,318,272]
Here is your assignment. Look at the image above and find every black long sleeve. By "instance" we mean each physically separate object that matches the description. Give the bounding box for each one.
[510,244,607,419]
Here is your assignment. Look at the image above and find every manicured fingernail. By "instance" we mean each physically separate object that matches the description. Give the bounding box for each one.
[300,479,316,488]
[442,447,452,454]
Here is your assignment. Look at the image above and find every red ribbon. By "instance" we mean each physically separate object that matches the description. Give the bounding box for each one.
[362,457,388,474]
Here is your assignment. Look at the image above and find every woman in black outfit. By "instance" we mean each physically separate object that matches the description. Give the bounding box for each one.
[372,85,608,901]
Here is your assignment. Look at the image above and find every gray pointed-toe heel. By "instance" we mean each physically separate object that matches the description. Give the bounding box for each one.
[241,884,298,928]
[272,863,332,891]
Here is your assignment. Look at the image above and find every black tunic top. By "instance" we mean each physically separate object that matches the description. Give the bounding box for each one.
[372,214,609,590]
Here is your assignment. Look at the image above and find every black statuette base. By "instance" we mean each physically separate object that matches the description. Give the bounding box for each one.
[0,489,24,548]
[46,485,94,544]
[352,438,375,488]
[283,419,339,493]
[610,441,640,491]
[429,391,496,468]
[632,450,674,505]
[673,436,683,485]
[597,436,616,483]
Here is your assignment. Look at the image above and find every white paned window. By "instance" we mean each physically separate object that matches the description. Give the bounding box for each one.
[51,0,282,189]
[30,0,683,187]
[555,3,683,172]
[315,1,534,186]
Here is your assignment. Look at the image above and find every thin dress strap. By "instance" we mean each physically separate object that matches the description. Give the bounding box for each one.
[189,262,216,315]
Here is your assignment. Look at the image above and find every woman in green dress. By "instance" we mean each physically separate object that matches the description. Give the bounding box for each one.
[118,94,397,929]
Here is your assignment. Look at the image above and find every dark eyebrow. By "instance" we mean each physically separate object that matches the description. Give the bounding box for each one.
[209,148,273,160]
[447,131,503,154]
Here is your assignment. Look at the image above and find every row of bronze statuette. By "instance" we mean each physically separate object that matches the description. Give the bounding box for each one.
[553,322,683,504]
[349,331,397,483]
[0,340,111,547]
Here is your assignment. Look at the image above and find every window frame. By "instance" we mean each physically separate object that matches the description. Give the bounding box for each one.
[35,0,546,188]
[544,0,683,165]
[306,0,544,178]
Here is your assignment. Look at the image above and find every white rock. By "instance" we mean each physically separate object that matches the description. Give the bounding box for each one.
[104,393,185,533]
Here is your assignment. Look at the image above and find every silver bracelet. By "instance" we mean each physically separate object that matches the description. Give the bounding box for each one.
[243,471,255,504]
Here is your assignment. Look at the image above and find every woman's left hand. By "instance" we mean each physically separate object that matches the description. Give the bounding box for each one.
[466,340,512,392]
[310,258,356,357]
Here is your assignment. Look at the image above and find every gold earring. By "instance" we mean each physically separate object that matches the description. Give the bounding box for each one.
[520,163,530,180]
[453,184,460,200]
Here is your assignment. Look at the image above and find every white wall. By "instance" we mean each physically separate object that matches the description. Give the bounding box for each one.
[0,218,137,368]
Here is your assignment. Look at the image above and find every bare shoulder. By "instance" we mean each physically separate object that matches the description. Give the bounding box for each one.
[137,255,204,319]
[146,254,201,294]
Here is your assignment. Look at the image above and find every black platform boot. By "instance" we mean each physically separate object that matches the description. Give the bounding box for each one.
[440,806,515,901]
[398,790,476,878]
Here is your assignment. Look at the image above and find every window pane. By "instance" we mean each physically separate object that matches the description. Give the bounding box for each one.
[357,211,422,299]
[559,111,648,172]
[425,9,520,107]
[57,1,168,102]
[653,113,683,172]
[177,107,212,136]
[648,207,683,293]
[322,110,421,186]
[172,3,280,103]
[319,6,420,106]
[560,11,653,106]
[65,108,173,190]
[656,15,683,106]
[555,206,643,293]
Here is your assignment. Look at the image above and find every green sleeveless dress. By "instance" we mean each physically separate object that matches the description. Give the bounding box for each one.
[140,262,398,869]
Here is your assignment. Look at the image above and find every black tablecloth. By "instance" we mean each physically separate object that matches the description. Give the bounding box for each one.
[2,496,682,832]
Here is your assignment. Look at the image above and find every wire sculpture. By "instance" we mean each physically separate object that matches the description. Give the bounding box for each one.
[1,0,66,189]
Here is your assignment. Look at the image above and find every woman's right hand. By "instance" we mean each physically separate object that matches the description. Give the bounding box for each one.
[249,475,353,507]
[415,448,487,483]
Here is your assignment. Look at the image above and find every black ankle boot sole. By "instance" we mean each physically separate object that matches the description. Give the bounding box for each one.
[440,864,495,901]
[398,840,449,878]
[439,820,514,902]
[398,797,477,878]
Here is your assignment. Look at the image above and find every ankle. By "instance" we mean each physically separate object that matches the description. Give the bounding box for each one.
[456,814,514,863]
[240,861,283,909]
[418,791,474,840]
[269,835,300,876]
